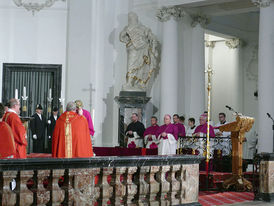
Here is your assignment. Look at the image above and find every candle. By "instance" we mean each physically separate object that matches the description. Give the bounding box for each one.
[15,89,18,99]
[23,86,26,97]
[49,88,52,99]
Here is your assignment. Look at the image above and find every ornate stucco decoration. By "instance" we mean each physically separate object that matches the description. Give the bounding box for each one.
[205,41,216,48]
[190,14,210,28]
[13,0,65,14]
[156,6,185,22]
[252,0,273,7]
[225,38,245,49]
[246,45,258,82]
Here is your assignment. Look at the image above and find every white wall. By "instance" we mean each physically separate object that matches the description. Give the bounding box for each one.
[66,0,135,147]
[204,28,259,158]
[0,1,67,100]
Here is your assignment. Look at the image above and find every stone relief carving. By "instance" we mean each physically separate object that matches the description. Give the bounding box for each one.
[190,14,210,28]
[156,6,185,22]
[120,12,160,91]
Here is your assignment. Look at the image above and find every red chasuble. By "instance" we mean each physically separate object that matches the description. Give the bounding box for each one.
[0,122,16,158]
[3,112,27,158]
[52,111,93,158]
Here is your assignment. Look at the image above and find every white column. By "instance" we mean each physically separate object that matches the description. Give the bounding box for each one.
[254,0,274,152]
[66,0,129,147]
[188,17,208,120]
[157,7,184,121]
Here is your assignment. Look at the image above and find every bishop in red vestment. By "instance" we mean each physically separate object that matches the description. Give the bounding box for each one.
[0,103,16,158]
[52,102,93,158]
[2,99,27,158]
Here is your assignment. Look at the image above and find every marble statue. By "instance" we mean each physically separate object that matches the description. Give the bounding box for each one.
[120,12,159,91]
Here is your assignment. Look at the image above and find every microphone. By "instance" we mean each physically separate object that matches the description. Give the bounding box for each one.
[267,113,274,122]
[225,105,232,111]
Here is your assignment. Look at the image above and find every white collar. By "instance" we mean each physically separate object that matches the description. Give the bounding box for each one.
[8,109,18,114]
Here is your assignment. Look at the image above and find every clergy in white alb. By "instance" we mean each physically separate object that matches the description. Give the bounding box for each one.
[186,118,196,136]
[214,113,231,137]
[156,114,178,155]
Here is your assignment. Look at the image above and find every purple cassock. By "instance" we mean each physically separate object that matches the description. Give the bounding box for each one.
[144,125,159,137]
[173,123,186,137]
[156,123,179,140]
[194,123,215,137]
[82,109,95,136]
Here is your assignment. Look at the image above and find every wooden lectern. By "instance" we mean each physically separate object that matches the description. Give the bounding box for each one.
[219,115,254,191]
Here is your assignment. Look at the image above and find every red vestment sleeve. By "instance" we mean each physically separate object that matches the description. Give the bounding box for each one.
[0,122,16,158]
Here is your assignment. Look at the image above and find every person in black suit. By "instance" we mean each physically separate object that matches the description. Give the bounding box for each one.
[47,107,59,153]
[30,104,47,153]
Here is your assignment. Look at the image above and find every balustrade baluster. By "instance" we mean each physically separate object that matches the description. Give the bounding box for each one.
[37,170,50,206]
[1,171,17,206]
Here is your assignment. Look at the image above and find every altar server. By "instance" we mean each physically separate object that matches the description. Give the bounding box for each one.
[125,113,145,148]
[52,102,93,158]
[144,116,159,149]
[157,114,178,155]
[214,113,231,137]
[186,118,196,136]
[3,99,27,158]
[0,103,16,158]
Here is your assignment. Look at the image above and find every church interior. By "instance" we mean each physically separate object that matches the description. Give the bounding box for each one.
[0,0,274,205]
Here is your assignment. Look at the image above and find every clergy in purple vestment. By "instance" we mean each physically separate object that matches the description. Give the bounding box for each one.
[193,114,215,137]
[173,114,186,137]
[144,116,160,149]
[157,114,178,155]
[75,100,95,136]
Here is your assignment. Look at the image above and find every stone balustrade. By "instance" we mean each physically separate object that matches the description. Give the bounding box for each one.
[256,152,274,202]
[0,155,202,205]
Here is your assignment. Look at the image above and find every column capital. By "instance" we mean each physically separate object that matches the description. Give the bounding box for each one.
[156,6,185,22]
[190,14,210,28]
[225,38,245,49]
[205,41,216,48]
[252,0,273,8]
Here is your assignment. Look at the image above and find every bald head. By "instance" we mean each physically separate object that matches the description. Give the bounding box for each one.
[66,102,76,112]
[9,98,20,114]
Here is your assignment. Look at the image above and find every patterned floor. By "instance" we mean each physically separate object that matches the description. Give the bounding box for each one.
[199,191,254,206]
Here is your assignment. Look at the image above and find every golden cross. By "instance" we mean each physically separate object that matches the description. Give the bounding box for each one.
[205,65,213,91]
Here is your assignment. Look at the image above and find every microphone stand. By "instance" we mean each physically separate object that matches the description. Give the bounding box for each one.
[267,113,274,152]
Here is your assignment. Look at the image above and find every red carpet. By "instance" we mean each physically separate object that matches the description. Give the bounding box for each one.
[27,153,51,158]
[199,191,254,206]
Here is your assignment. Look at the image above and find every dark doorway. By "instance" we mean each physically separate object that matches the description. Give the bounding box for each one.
[2,63,62,153]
